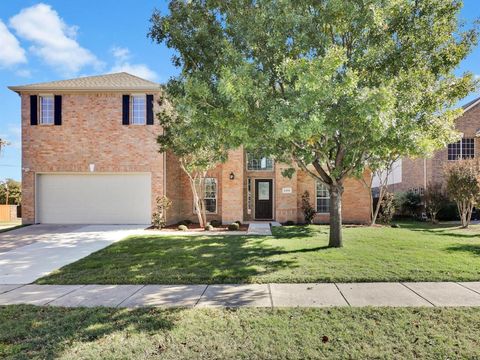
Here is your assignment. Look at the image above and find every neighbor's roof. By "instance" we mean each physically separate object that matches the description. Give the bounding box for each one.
[462,96,480,112]
[8,72,161,93]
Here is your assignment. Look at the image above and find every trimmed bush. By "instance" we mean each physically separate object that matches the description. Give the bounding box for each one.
[204,224,214,231]
[284,220,295,226]
[228,222,240,231]
[177,224,188,231]
[235,220,242,226]
[210,220,222,228]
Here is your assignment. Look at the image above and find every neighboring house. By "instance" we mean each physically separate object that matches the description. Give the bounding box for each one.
[9,73,371,225]
[374,96,480,195]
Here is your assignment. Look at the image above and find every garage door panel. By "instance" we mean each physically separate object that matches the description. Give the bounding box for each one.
[37,174,151,224]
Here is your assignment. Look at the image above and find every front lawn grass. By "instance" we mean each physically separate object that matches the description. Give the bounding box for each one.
[37,222,480,284]
[1,306,480,359]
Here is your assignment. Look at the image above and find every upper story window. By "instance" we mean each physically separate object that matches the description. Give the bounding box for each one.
[131,95,146,124]
[447,138,475,160]
[316,182,330,213]
[247,153,274,171]
[39,95,54,125]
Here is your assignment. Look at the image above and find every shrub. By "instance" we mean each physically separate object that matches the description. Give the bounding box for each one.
[301,191,316,224]
[235,220,242,226]
[284,220,295,226]
[183,219,193,225]
[177,224,188,231]
[436,201,459,221]
[228,222,240,231]
[396,191,422,217]
[424,182,448,223]
[204,224,214,231]
[177,220,188,226]
[378,192,396,224]
[210,220,222,227]
[151,196,172,229]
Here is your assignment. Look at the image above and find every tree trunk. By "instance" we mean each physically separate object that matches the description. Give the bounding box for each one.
[190,178,205,227]
[328,184,344,248]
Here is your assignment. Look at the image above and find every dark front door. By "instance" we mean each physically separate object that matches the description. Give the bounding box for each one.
[255,179,273,220]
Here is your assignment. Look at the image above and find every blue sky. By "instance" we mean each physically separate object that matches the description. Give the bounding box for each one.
[0,1,479,181]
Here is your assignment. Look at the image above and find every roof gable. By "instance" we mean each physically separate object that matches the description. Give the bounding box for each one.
[8,72,161,93]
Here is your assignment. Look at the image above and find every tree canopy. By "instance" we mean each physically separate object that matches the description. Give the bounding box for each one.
[150,0,477,246]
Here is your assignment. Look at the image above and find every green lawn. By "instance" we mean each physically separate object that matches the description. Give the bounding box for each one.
[1,306,480,359]
[37,222,480,285]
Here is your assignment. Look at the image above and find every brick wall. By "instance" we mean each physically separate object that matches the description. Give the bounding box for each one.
[20,92,164,224]
[397,103,480,193]
[296,169,371,224]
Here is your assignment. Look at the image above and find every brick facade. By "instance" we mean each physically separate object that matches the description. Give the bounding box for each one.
[393,101,480,193]
[20,92,164,224]
[17,83,372,225]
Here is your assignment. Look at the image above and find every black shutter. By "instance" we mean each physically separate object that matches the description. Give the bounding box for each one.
[54,95,62,125]
[122,95,130,125]
[146,94,154,125]
[30,95,38,125]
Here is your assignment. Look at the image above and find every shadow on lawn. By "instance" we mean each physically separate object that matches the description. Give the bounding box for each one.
[272,225,323,239]
[0,305,180,359]
[39,234,317,285]
[404,222,480,239]
[446,244,480,256]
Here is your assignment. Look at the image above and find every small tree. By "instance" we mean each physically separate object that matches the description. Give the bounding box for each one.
[377,192,396,225]
[152,196,172,229]
[0,179,21,205]
[156,85,229,228]
[424,182,448,223]
[445,159,480,228]
[301,191,316,224]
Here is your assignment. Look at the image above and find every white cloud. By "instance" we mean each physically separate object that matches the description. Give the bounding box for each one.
[109,46,158,81]
[9,3,102,75]
[15,68,31,77]
[0,20,26,67]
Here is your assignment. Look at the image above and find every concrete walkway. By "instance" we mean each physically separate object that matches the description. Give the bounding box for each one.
[1,282,480,308]
[247,223,273,235]
[0,224,148,284]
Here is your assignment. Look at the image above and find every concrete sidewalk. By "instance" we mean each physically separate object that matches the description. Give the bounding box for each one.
[1,282,480,308]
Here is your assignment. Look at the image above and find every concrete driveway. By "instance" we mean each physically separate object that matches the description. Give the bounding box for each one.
[0,224,148,284]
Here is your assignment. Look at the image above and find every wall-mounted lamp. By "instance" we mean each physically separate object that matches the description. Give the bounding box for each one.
[229,172,235,180]
[89,163,95,172]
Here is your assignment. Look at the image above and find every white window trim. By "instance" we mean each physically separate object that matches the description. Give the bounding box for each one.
[192,177,218,214]
[315,181,330,214]
[39,94,54,125]
[130,94,146,125]
[448,137,475,161]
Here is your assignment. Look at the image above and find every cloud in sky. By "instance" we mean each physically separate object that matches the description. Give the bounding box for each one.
[9,3,103,75]
[109,46,158,81]
[0,20,26,67]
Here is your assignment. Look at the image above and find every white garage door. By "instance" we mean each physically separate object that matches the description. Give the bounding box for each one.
[36,173,151,224]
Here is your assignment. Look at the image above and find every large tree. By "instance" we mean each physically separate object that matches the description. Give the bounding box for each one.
[150,0,477,247]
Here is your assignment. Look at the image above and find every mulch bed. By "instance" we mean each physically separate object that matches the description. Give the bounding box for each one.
[146,223,249,232]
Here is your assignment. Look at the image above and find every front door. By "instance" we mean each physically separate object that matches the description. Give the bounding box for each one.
[255,179,273,220]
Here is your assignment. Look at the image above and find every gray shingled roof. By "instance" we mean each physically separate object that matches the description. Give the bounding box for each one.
[462,96,480,111]
[8,72,161,93]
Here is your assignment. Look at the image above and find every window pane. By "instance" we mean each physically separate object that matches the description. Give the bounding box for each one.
[40,96,54,124]
[204,178,217,213]
[316,182,330,213]
[247,153,274,170]
[131,95,146,124]
[462,138,474,159]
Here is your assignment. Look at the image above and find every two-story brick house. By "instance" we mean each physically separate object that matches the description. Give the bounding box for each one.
[9,72,371,225]
[381,96,480,195]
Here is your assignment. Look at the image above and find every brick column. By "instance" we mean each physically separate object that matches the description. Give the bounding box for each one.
[275,164,298,223]
[221,148,244,224]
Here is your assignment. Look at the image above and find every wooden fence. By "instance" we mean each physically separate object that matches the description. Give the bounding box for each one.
[0,205,18,222]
